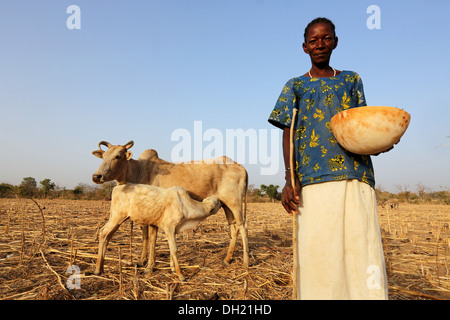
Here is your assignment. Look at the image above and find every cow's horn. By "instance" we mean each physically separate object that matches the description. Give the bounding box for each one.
[98,141,112,150]
[124,141,134,150]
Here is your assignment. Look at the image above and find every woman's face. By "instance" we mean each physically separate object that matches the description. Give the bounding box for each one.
[303,22,338,66]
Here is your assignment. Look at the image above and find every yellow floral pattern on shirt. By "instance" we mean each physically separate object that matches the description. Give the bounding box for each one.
[268,70,375,188]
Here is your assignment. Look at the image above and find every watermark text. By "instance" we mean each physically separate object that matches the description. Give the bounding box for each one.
[171,121,280,175]
[66,5,81,30]
[366,5,381,30]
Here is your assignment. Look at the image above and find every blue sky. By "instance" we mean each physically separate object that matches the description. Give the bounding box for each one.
[0,0,449,193]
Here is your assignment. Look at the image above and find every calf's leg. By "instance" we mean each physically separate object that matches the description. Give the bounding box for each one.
[144,225,158,273]
[164,227,185,281]
[94,215,128,275]
[138,225,149,267]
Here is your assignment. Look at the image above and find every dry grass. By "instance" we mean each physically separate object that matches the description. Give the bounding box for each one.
[0,198,448,300]
[378,203,450,299]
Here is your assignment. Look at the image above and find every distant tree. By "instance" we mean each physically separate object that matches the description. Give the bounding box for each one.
[73,184,84,197]
[72,183,101,199]
[261,184,280,202]
[395,183,416,203]
[248,184,261,196]
[416,183,429,202]
[100,181,116,200]
[430,189,450,204]
[0,183,14,198]
[19,177,37,198]
[40,179,55,198]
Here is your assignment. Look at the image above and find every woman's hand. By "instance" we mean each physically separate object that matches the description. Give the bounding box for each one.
[281,127,301,214]
[282,174,301,215]
[371,139,400,156]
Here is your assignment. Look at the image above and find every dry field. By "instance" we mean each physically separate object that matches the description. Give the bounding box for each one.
[0,198,448,300]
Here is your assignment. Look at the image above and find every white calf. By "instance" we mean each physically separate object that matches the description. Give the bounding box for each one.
[94,183,222,281]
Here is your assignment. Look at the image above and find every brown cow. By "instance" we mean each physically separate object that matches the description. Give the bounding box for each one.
[91,140,249,269]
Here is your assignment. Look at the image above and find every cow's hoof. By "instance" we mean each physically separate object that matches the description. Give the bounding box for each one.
[223,259,233,266]
[143,267,154,274]
[135,262,144,268]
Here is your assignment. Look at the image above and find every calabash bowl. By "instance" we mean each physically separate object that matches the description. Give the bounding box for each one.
[330,106,411,155]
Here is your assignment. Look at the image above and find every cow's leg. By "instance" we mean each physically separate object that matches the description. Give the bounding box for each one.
[223,206,236,264]
[239,224,249,267]
[165,227,185,281]
[224,221,239,265]
[144,225,158,273]
[95,215,128,275]
[138,225,149,267]
[223,206,249,267]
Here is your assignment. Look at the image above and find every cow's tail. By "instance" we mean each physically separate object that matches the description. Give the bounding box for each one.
[242,170,248,227]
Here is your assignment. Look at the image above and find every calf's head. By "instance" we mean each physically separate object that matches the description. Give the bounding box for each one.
[92,141,134,184]
[202,196,222,215]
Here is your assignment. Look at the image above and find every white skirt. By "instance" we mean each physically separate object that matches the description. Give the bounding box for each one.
[295,179,388,300]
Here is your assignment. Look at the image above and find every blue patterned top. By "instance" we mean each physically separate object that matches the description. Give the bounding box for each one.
[268,70,375,188]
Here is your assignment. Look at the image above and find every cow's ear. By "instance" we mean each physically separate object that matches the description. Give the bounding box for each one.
[92,150,104,159]
[126,151,133,160]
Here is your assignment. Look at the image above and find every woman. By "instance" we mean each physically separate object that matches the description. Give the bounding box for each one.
[268,17,388,300]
